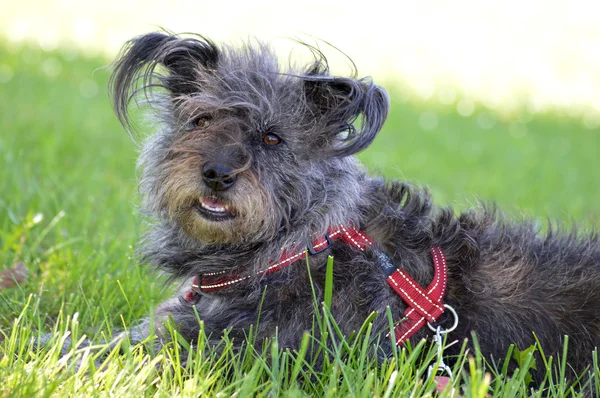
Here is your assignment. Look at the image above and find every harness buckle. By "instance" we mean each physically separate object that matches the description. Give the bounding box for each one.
[307,233,332,255]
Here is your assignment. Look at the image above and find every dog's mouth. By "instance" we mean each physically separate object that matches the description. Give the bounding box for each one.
[194,196,235,221]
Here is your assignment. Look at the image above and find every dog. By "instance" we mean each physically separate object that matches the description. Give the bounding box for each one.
[105,32,600,384]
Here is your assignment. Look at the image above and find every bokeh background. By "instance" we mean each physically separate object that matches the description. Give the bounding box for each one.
[2,0,598,221]
[0,0,599,322]
[4,0,600,115]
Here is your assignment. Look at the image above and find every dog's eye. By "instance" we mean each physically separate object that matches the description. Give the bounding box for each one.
[337,125,356,141]
[195,115,212,129]
[263,133,281,146]
[337,129,350,141]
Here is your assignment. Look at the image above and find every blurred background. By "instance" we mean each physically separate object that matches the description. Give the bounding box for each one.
[1,0,598,218]
[3,0,600,116]
[0,0,598,331]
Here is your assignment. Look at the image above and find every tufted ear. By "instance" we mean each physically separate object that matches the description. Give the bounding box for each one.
[109,32,219,134]
[303,74,389,157]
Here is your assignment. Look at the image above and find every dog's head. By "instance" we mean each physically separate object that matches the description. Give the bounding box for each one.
[110,32,389,245]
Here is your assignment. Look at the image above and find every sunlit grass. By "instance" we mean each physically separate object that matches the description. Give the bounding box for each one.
[4,288,599,396]
[0,42,598,396]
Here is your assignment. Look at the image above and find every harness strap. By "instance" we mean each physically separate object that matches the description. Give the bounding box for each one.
[197,225,372,293]
[387,246,447,345]
[184,224,448,347]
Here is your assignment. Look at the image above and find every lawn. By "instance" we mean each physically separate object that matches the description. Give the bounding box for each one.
[0,42,598,397]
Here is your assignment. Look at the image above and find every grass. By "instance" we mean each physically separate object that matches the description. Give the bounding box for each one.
[0,42,598,396]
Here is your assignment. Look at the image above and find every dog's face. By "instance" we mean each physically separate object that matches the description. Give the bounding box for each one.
[111,33,389,245]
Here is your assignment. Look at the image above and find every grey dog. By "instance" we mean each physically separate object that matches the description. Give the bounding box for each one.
[105,32,600,384]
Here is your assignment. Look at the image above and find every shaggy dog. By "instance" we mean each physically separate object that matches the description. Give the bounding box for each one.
[105,32,600,384]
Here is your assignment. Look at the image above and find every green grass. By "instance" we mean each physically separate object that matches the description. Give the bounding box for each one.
[0,42,598,397]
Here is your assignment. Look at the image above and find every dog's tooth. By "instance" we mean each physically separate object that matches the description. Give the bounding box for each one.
[198,197,232,215]
[200,200,229,214]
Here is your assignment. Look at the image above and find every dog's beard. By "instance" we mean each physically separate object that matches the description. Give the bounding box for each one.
[164,178,275,245]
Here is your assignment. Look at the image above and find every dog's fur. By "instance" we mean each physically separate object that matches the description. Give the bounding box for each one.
[108,32,600,382]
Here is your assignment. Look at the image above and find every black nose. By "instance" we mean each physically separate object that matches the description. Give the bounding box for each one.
[202,164,237,191]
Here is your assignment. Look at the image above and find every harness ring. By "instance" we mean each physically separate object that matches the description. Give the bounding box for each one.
[427,304,458,334]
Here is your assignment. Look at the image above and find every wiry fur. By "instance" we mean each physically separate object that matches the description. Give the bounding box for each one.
[108,32,600,384]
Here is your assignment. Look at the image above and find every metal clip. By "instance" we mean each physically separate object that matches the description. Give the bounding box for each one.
[427,326,454,379]
[427,304,458,380]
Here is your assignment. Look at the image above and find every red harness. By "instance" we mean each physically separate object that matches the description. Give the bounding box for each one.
[184,225,448,346]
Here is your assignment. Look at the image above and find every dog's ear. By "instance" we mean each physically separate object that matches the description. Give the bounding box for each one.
[304,75,389,157]
[109,32,219,134]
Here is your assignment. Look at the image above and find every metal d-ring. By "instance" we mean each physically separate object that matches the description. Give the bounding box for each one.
[427,304,459,334]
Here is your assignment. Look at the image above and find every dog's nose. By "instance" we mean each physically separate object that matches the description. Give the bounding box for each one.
[202,164,237,191]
